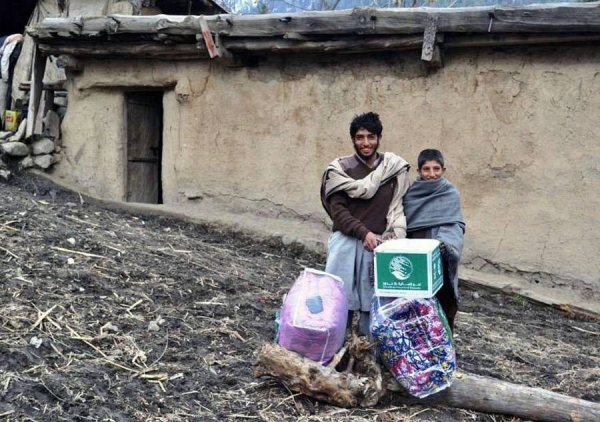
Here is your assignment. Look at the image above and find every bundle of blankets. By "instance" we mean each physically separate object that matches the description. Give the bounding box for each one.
[370,296,456,398]
[277,268,348,365]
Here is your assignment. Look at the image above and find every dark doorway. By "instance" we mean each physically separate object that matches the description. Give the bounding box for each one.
[125,91,163,204]
[0,0,38,37]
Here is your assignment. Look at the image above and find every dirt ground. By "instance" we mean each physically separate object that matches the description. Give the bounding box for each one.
[0,172,599,422]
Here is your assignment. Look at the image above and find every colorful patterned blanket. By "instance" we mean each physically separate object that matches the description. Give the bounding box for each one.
[371,296,456,398]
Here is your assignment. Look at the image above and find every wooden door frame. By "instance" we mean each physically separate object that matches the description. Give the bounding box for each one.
[122,89,164,204]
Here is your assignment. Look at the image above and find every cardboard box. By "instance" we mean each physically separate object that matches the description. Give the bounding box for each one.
[374,238,443,298]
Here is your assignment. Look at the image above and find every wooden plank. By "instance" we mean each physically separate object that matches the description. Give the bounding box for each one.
[26,46,47,139]
[27,4,600,40]
[38,42,209,59]
[37,89,55,134]
[19,80,67,92]
[224,35,423,54]
[421,16,438,62]
[198,16,220,58]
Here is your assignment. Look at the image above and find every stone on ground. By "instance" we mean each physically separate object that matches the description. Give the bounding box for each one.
[1,141,29,157]
[32,138,55,155]
[33,154,55,169]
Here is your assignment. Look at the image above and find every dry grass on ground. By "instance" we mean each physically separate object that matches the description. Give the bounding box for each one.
[0,173,599,421]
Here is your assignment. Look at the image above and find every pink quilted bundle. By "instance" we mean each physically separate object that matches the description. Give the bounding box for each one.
[278,268,348,365]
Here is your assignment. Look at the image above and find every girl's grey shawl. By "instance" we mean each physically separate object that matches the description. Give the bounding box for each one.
[403,177,466,299]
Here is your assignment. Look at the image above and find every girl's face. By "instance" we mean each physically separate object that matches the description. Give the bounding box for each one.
[417,160,445,181]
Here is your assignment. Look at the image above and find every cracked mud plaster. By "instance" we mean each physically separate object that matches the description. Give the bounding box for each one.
[464,256,597,298]
[200,191,313,221]
[483,71,525,124]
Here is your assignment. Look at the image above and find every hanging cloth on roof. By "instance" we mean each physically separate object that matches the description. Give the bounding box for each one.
[1,35,23,83]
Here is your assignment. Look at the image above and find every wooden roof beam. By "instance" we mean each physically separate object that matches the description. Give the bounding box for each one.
[27,4,600,41]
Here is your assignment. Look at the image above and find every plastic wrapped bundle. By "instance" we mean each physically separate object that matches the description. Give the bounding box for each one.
[278,268,348,365]
[370,296,455,398]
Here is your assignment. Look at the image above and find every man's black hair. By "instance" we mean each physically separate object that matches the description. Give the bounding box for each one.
[350,112,383,139]
[418,149,445,169]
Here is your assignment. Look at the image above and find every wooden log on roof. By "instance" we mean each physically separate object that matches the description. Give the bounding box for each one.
[36,32,600,59]
[444,32,600,48]
[27,4,600,40]
[38,42,209,59]
[19,80,67,92]
[223,35,424,54]
[38,30,600,59]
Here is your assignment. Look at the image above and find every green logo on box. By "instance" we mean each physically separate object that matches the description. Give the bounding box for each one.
[389,256,413,280]
[377,253,429,291]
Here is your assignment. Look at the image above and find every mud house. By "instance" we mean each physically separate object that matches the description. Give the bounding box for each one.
[19,3,600,311]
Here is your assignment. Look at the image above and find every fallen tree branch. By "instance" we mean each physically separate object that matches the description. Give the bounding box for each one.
[386,371,600,422]
[255,342,600,421]
[254,338,383,408]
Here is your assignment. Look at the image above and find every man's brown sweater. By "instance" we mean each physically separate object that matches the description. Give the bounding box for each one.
[322,155,398,241]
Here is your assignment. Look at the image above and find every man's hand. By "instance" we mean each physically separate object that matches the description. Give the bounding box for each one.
[362,232,380,252]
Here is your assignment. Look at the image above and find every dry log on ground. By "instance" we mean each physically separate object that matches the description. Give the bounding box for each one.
[386,372,600,422]
[255,342,600,422]
[254,337,384,408]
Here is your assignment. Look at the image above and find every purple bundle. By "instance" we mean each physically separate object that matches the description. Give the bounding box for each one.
[370,296,455,398]
[278,268,348,365]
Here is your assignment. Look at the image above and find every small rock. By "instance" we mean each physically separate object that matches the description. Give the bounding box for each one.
[100,322,119,334]
[67,237,76,246]
[32,138,55,155]
[148,316,165,332]
[67,257,75,265]
[33,154,54,169]
[19,156,34,170]
[29,336,43,349]
[1,141,29,157]
[0,169,11,181]
[472,291,480,299]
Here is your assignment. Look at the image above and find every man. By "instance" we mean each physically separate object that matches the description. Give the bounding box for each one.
[320,112,411,335]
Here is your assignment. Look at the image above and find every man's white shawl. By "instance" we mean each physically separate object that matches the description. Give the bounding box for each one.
[322,152,410,239]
